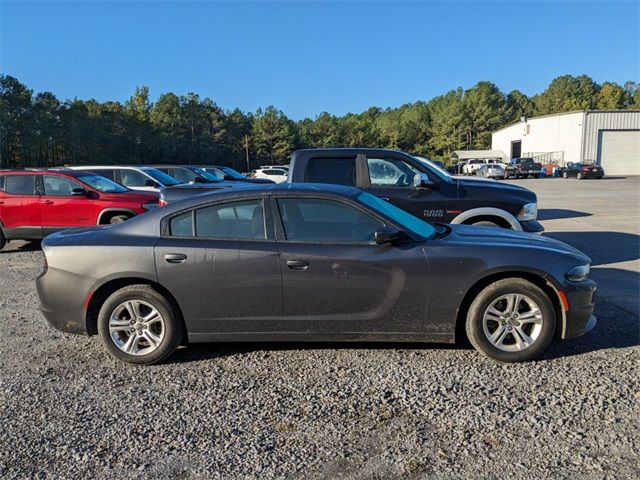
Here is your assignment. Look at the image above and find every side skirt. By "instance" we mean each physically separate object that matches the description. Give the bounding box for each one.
[188,332,455,344]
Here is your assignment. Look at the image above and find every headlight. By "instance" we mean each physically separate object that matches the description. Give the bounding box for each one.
[517,202,537,221]
[143,203,159,211]
[565,264,590,282]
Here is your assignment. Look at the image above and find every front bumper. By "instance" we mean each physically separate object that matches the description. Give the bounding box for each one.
[520,220,545,234]
[36,267,92,335]
[561,279,598,339]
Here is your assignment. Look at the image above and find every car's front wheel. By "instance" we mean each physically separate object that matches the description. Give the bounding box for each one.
[577,172,584,180]
[465,278,556,362]
[97,285,184,365]
[0,229,6,251]
[562,171,569,178]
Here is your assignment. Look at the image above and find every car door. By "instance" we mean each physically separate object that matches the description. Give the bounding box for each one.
[364,154,448,223]
[273,195,429,334]
[0,174,42,238]
[154,197,283,335]
[40,174,98,232]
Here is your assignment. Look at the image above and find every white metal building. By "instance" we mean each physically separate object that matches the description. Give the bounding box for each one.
[491,110,640,175]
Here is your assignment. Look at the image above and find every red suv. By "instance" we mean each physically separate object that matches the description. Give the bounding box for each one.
[0,169,159,250]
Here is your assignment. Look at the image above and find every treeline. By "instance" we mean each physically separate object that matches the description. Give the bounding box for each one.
[1,74,638,171]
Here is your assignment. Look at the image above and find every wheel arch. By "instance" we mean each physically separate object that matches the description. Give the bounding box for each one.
[97,208,138,225]
[450,207,522,230]
[86,277,185,336]
[454,270,565,343]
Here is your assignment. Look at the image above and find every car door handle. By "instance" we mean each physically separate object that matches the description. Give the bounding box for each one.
[286,260,309,271]
[42,200,54,205]
[164,253,187,264]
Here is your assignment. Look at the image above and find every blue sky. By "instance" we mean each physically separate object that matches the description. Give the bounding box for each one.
[1,1,638,119]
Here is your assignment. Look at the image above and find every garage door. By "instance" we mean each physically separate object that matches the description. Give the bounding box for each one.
[597,130,640,176]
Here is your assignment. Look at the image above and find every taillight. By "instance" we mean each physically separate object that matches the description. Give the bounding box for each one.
[159,198,168,207]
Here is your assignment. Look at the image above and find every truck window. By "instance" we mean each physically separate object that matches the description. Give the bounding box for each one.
[305,157,356,186]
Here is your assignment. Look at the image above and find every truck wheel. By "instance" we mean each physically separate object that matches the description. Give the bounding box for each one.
[465,278,556,362]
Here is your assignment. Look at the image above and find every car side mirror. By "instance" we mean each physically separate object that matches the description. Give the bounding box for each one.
[374,227,400,245]
[144,179,159,187]
[71,188,88,196]
[413,173,437,189]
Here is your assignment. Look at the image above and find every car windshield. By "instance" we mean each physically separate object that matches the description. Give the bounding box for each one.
[192,168,221,182]
[356,191,436,239]
[413,156,453,182]
[221,167,246,179]
[142,168,181,186]
[76,174,129,193]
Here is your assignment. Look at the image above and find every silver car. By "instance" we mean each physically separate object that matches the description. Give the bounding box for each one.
[478,163,506,179]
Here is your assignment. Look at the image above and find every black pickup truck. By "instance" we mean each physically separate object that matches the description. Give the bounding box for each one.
[505,157,543,179]
[288,148,543,233]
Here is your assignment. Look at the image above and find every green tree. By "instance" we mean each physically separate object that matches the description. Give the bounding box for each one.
[251,106,295,165]
[428,88,467,160]
[463,82,508,149]
[596,82,626,109]
[533,74,599,114]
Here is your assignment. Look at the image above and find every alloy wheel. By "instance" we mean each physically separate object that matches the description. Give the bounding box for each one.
[109,300,165,356]
[482,293,544,352]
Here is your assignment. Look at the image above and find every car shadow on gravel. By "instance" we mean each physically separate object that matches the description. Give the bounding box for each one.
[0,241,42,253]
[169,340,472,364]
[538,209,592,220]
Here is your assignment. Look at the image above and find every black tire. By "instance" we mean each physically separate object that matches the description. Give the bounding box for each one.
[465,278,556,362]
[97,285,184,365]
[0,228,5,251]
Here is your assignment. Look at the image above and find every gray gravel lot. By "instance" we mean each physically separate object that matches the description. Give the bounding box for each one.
[1,177,639,479]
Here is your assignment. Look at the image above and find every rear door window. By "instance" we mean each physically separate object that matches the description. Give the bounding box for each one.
[4,175,36,195]
[0,176,4,191]
[305,157,357,186]
[195,200,265,239]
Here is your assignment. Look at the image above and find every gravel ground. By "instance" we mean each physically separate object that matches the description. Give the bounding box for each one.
[1,178,639,479]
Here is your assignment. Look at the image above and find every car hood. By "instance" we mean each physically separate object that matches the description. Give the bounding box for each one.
[98,191,159,202]
[164,181,238,190]
[442,224,590,262]
[455,177,528,192]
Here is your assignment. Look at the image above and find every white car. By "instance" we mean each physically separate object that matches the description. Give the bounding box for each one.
[252,167,288,183]
[68,166,182,192]
[461,159,492,175]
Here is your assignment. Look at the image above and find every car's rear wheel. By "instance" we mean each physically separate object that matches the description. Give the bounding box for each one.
[577,172,584,180]
[562,171,568,179]
[0,229,6,251]
[97,285,184,365]
[465,278,556,362]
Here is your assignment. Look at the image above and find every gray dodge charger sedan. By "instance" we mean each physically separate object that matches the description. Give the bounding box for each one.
[36,183,597,365]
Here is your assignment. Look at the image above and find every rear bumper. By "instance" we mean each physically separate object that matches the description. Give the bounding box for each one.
[36,267,91,335]
[561,279,598,339]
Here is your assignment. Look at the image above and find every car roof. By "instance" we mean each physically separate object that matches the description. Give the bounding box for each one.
[161,183,362,211]
[0,168,93,178]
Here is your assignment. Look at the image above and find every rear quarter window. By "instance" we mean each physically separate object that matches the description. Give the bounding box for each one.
[0,175,4,191]
[305,157,356,186]
[4,175,36,195]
